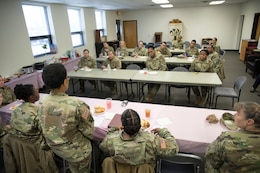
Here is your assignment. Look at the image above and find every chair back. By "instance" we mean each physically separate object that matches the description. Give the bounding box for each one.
[97,62,102,69]
[172,66,188,72]
[126,64,141,70]
[195,43,201,49]
[184,41,190,48]
[233,76,247,95]
[156,153,204,173]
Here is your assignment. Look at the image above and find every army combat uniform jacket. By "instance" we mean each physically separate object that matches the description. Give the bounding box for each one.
[116,47,128,57]
[101,46,114,56]
[78,56,97,69]
[185,47,199,57]
[0,86,16,107]
[133,47,148,56]
[205,129,260,173]
[102,57,122,69]
[38,92,94,163]
[155,47,172,57]
[100,128,179,168]
[146,53,167,71]
[172,40,184,49]
[189,58,214,72]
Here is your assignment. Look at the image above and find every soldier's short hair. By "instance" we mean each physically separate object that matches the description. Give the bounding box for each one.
[14,84,34,102]
[200,49,209,55]
[121,109,141,136]
[42,63,67,89]
[148,45,155,50]
[234,102,260,128]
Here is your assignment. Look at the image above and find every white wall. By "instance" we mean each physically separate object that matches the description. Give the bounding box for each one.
[0,0,97,77]
[121,5,242,49]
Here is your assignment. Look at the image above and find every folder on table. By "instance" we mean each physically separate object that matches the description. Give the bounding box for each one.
[107,114,122,128]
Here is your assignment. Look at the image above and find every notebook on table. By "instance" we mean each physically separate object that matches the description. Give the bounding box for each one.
[107,114,122,128]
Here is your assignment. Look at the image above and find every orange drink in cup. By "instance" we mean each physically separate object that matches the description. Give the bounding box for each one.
[145,109,151,118]
[106,98,112,109]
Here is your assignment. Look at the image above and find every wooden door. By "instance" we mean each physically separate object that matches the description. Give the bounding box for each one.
[123,20,137,48]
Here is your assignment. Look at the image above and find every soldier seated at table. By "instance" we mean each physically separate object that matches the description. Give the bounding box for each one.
[77,49,97,92]
[172,35,184,49]
[132,41,148,57]
[116,40,128,57]
[189,49,214,107]
[185,40,199,58]
[101,51,122,96]
[209,37,221,55]
[145,46,167,102]
[100,42,114,57]
[155,41,172,57]
[0,75,16,108]
[205,101,260,172]
[100,109,179,173]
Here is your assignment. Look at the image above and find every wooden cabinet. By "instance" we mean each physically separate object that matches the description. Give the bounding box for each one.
[154,32,162,43]
[240,39,257,62]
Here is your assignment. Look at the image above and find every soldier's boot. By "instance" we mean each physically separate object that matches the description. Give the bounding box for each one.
[194,96,201,105]
[199,96,207,107]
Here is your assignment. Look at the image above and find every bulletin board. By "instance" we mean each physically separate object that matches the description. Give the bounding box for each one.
[168,20,183,42]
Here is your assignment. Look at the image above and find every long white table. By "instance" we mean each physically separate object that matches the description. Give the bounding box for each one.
[0,94,235,156]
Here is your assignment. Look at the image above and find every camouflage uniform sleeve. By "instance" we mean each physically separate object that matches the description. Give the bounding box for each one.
[110,46,115,52]
[154,128,179,157]
[91,57,97,68]
[189,61,195,72]
[208,60,215,72]
[115,59,122,69]
[76,102,94,139]
[205,132,226,171]
[167,48,172,57]
[102,59,108,67]
[77,58,84,68]
[99,129,119,155]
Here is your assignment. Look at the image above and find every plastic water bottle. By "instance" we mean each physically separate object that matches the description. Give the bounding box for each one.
[107,64,111,70]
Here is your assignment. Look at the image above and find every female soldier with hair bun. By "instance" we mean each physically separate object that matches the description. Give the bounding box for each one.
[99,109,179,173]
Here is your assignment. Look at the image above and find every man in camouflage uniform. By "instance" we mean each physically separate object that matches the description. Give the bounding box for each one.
[39,63,94,173]
[209,37,221,55]
[205,101,260,172]
[100,42,114,57]
[155,41,172,57]
[185,40,199,58]
[189,49,214,107]
[207,45,225,81]
[145,46,167,102]
[0,75,16,107]
[77,49,97,92]
[100,109,179,172]
[172,35,184,49]
[102,51,122,95]
[132,41,148,56]
[116,40,128,57]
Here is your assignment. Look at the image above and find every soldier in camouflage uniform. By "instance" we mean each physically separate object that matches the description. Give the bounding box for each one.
[207,45,225,81]
[209,37,221,55]
[145,46,167,102]
[189,49,214,107]
[100,109,178,173]
[39,63,94,173]
[100,42,114,57]
[205,101,260,172]
[0,75,16,107]
[77,49,97,92]
[185,40,199,58]
[102,51,122,95]
[116,40,128,57]
[0,93,6,148]
[172,35,184,49]
[155,41,172,57]
[132,41,148,56]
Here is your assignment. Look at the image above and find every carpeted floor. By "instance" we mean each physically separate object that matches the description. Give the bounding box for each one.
[67,51,259,110]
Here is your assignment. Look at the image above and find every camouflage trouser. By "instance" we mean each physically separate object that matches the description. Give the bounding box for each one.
[102,157,155,173]
[147,84,161,99]
[192,86,208,97]
[69,154,91,173]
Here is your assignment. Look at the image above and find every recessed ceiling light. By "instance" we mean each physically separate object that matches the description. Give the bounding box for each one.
[160,4,174,8]
[209,1,225,5]
[152,0,169,4]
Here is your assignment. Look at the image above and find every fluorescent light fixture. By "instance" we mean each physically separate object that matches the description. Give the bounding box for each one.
[209,1,225,5]
[160,4,174,8]
[152,0,169,4]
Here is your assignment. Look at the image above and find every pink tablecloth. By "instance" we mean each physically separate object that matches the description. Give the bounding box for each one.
[0,94,235,156]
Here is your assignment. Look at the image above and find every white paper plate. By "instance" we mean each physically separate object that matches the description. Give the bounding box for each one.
[148,71,158,75]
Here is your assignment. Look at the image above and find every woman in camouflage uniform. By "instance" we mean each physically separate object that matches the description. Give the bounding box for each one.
[189,49,214,107]
[100,109,179,173]
[205,102,260,172]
